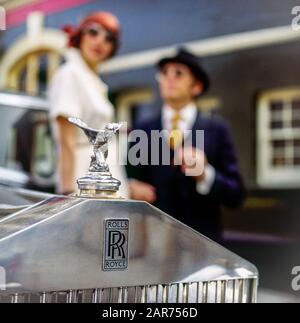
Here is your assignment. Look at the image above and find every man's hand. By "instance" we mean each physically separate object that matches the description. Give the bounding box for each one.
[175,147,208,182]
[128,179,157,203]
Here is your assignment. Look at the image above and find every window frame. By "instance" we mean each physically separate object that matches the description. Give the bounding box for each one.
[257,86,300,188]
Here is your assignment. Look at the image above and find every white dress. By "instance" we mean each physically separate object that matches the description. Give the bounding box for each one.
[48,48,128,197]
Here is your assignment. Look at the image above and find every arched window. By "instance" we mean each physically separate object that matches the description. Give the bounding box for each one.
[0,12,66,95]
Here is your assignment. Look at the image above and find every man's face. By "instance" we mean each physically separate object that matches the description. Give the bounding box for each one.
[157,62,203,103]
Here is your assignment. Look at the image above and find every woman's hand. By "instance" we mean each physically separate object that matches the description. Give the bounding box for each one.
[56,116,77,194]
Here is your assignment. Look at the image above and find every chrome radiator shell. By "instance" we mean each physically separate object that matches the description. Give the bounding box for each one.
[0,196,258,303]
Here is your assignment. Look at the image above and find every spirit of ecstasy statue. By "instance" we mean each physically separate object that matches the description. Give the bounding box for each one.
[68,117,123,198]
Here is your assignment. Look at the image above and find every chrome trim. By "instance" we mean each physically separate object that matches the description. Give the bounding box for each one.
[0,92,48,111]
[0,185,54,205]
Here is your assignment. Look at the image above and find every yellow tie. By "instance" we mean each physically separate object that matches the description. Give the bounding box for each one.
[169,112,183,149]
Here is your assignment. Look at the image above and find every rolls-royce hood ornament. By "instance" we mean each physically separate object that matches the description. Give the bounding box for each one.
[68,117,123,198]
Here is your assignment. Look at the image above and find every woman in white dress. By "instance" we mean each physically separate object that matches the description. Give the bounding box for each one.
[48,11,128,197]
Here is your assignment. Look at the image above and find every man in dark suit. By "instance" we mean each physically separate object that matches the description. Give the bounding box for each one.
[127,48,246,243]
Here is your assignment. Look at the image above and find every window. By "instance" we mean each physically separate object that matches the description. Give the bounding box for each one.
[0,93,56,190]
[115,88,155,166]
[257,87,300,188]
[115,88,155,129]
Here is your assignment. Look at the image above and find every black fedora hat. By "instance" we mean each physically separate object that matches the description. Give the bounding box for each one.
[157,47,210,94]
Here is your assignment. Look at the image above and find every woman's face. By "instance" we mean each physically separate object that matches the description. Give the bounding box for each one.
[80,24,115,67]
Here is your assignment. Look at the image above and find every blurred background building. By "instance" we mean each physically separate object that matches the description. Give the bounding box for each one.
[0,0,300,302]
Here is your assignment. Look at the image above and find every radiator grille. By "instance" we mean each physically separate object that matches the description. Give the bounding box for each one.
[0,278,257,303]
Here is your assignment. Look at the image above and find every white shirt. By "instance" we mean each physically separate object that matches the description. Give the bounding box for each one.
[162,103,216,195]
[48,48,128,197]
[162,103,198,135]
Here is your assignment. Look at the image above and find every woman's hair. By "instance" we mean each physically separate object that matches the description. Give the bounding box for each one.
[63,11,121,58]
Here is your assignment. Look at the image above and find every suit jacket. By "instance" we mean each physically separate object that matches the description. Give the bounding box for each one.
[127,111,246,242]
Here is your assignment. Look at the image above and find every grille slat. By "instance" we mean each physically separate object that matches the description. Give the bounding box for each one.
[202,281,208,303]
